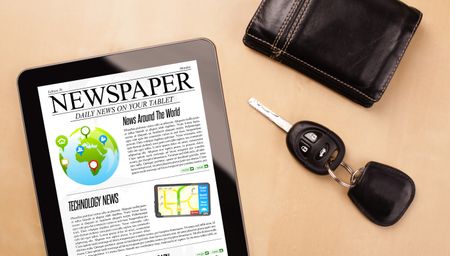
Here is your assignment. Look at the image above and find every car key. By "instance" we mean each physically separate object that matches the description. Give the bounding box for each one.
[248,97,345,175]
[248,97,416,226]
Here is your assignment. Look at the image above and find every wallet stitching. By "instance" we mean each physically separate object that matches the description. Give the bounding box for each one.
[271,0,300,54]
[377,12,422,100]
[271,0,296,55]
[282,0,312,53]
[246,0,269,35]
[246,32,376,101]
[279,0,307,53]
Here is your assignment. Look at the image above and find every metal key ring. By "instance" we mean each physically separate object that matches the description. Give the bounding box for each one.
[326,161,356,188]
[350,167,364,185]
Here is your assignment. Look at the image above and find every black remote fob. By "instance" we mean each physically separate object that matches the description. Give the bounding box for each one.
[286,121,345,175]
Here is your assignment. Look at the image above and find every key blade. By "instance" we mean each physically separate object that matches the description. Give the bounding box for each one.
[248,97,292,132]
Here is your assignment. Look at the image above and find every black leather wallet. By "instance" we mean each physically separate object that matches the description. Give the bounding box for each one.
[243,0,422,107]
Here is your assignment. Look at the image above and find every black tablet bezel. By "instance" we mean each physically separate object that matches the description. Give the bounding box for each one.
[18,38,248,255]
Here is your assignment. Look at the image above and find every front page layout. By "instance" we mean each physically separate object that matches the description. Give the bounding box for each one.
[37,60,228,256]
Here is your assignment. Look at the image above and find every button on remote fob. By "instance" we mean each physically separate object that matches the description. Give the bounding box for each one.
[248,98,345,175]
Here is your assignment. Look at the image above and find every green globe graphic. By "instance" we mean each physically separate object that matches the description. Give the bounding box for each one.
[56,126,119,185]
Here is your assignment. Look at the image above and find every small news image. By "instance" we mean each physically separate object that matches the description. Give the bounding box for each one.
[155,183,210,217]
[56,126,119,186]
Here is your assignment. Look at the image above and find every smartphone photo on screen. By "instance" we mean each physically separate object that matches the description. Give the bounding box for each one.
[155,183,210,217]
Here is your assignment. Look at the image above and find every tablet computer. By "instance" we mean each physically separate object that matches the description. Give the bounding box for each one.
[18,38,248,256]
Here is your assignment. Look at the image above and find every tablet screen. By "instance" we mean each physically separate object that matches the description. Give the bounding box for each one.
[37,60,229,256]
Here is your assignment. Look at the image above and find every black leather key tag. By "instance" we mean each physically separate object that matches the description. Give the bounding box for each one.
[348,162,415,226]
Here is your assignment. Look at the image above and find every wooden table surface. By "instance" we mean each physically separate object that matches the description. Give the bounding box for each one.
[2,0,450,255]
